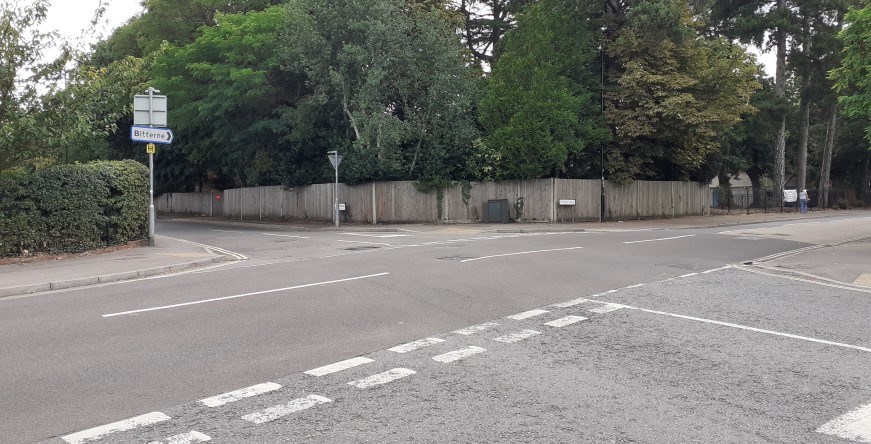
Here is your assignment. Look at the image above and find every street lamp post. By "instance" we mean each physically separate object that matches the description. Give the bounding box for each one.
[327,150,343,227]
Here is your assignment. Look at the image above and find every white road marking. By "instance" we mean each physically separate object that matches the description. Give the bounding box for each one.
[342,233,411,238]
[589,303,627,314]
[62,412,171,444]
[101,272,390,317]
[679,273,698,278]
[459,246,584,263]
[304,357,374,376]
[199,382,281,407]
[262,233,309,239]
[241,395,331,424]
[622,234,695,244]
[580,298,871,353]
[494,329,542,343]
[701,266,732,274]
[817,400,871,442]
[150,431,211,444]
[388,337,445,353]
[348,368,416,388]
[551,298,589,308]
[625,283,645,288]
[336,240,393,246]
[161,236,248,261]
[432,346,486,363]
[507,309,549,320]
[545,316,588,327]
[453,322,501,335]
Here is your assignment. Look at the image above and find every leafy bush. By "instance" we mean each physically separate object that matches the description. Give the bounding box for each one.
[835,198,850,210]
[0,160,148,256]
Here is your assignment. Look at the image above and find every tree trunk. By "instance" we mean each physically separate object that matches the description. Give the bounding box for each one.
[796,14,811,191]
[863,150,871,203]
[818,107,837,209]
[773,0,788,197]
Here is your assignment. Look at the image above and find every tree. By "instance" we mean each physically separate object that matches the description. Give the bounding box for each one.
[281,0,482,184]
[151,6,296,189]
[604,0,760,182]
[452,0,537,67]
[831,1,871,145]
[479,0,607,179]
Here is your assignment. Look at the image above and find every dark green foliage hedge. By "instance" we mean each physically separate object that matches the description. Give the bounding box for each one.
[0,160,148,256]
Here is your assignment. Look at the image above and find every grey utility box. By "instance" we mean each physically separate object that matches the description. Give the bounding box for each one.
[484,199,511,223]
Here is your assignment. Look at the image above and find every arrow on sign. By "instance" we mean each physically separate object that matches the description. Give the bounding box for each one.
[131,126,174,144]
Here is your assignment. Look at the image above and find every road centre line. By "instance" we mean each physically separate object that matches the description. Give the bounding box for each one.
[262,233,309,239]
[241,395,331,424]
[336,239,393,246]
[583,298,871,353]
[348,368,416,388]
[199,382,281,407]
[62,412,171,444]
[816,399,871,442]
[101,272,390,318]
[389,337,445,353]
[459,246,584,263]
[432,346,486,363]
[304,357,375,376]
[622,234,695,244]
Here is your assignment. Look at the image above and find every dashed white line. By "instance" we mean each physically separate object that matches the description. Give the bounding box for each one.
[551,298,589,308]
[199,382,281,407]
[336,240,393,246]
[304,357,374,376]
[459,246,584,263]
[241,395,332,424]
[348,368,416,388]
[816,400,871,442]
[432,346,487,363]
[589,303,627,314]
[101,272,389,317]
[507,309,549,320]
[544,316,588,327]
[622,234,695,244]
[262,233,309,239]
[494,329,542,343]
[679,273,699,278]
[453,322,501,335]
[625,283,645,288]
[388,338,445,353]
[62,412,171,444]
[150,431,211,444]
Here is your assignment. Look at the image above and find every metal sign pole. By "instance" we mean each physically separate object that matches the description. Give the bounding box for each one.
[147,87,157,246]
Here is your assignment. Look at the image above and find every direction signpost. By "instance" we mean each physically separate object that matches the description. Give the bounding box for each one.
[132,87,172,246]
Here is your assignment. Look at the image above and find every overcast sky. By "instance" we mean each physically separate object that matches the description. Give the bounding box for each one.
[42,0,143,50]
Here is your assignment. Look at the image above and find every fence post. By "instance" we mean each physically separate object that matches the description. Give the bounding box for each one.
[372,182,377,224]
[550,178,556,222]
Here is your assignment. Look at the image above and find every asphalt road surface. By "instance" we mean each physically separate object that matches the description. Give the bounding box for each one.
[1,215,869,443]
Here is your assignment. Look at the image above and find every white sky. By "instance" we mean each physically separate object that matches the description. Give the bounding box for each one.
[41,0,143,52]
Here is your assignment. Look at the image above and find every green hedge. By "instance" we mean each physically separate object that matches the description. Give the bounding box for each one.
[0,160,149,256]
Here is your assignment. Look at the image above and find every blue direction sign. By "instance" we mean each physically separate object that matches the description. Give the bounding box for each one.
[131,126,174,144]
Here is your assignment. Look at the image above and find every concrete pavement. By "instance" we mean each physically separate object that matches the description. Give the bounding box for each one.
[0,209,867,298]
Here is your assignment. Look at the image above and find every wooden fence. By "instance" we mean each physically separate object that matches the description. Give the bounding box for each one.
[158,179,709,223]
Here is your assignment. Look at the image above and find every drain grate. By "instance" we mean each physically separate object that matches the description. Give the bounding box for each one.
[343,246,381,251]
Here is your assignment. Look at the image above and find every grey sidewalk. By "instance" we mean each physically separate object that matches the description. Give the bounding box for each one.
[0,209,867,298]
[0,236,228,298]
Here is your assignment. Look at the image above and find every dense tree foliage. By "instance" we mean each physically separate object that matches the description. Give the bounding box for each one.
[1,0,868,200]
